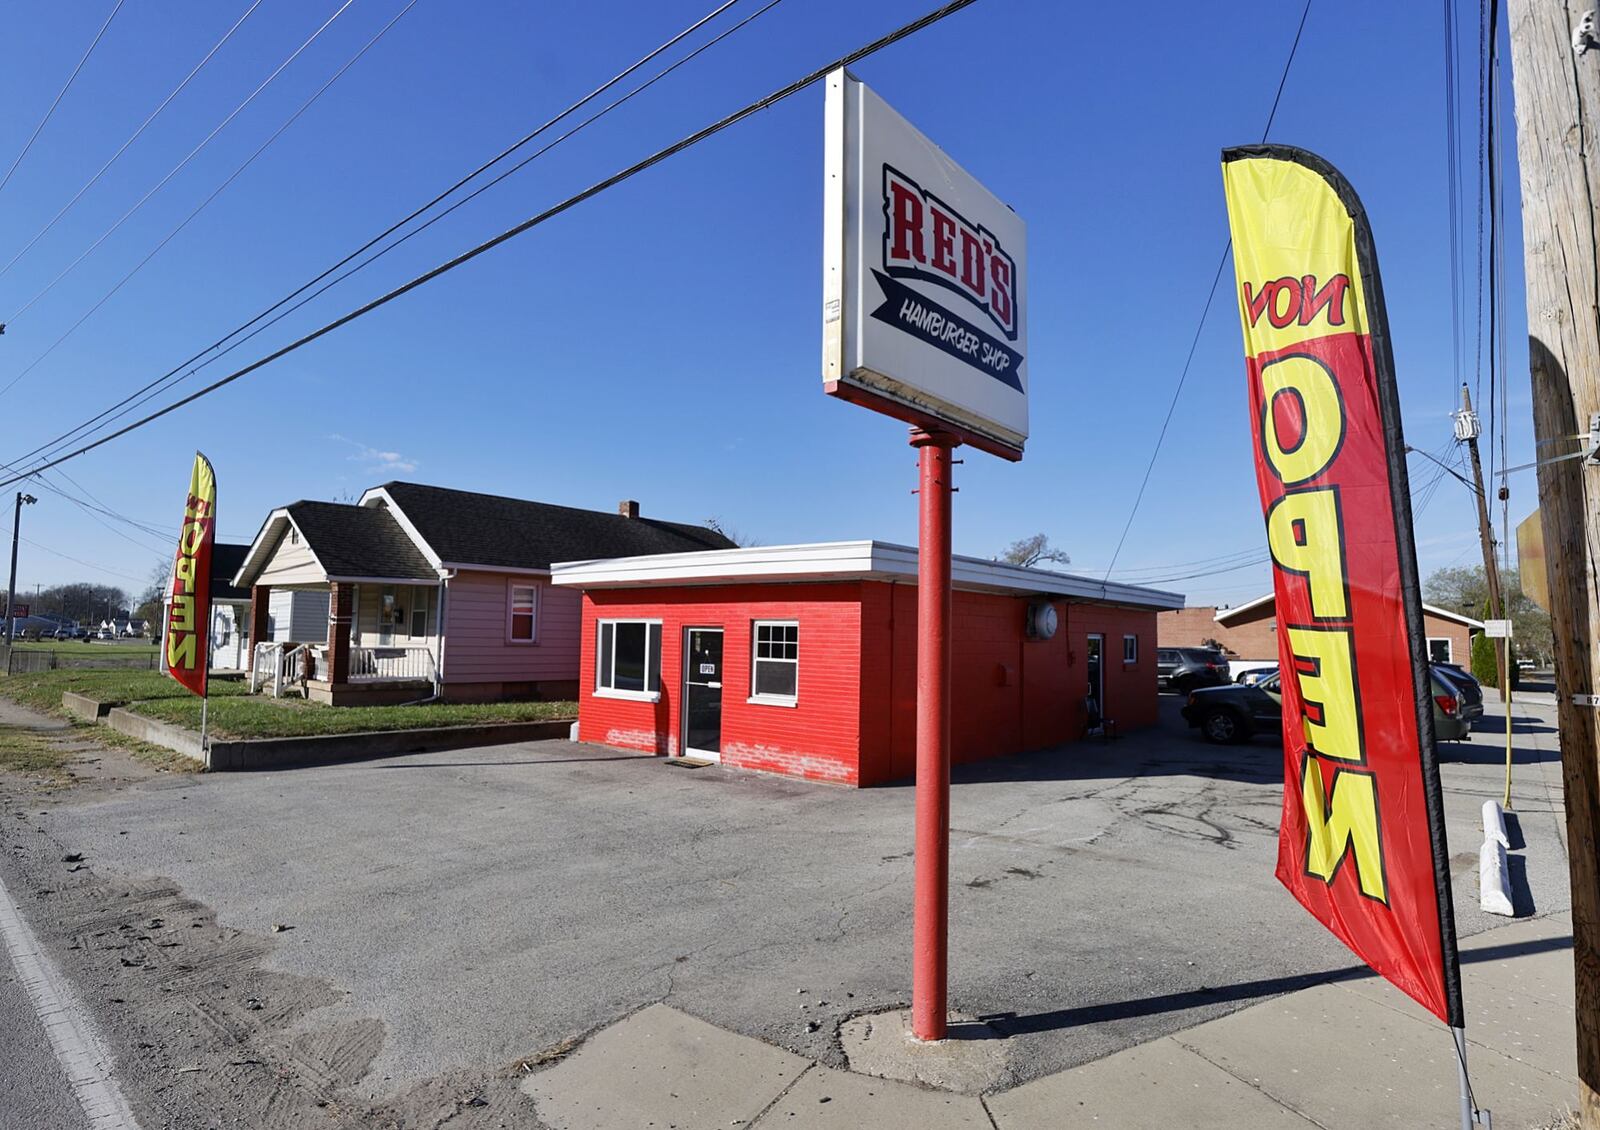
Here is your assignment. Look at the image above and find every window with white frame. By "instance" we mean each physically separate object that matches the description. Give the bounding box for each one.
[1427,637,1452,664]
[1123,634,1138,663]
[509,584,538,642]
[597,620,661,695]
[751,620,799,703]
[409,587,430,639]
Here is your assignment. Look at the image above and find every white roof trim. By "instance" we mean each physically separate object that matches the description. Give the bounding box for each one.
[550,540,1185,609]
[1422,603,1486,629]
[357,486,444,569]
[1213,591,1485,630]
[440,562,552,577]
[232,509,328,590]
[1213,593,1275,623]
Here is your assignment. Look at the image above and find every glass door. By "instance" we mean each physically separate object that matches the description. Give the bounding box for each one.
[683,628,724,760]
[1086,634,1105,720]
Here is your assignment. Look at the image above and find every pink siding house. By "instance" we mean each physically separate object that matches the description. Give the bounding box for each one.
[231,483,731,705]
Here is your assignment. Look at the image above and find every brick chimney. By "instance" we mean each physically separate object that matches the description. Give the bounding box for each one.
[618,499,640,519]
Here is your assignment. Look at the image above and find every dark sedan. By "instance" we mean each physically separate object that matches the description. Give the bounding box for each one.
[1181,665,1483,744]
[1156,647,1232,693]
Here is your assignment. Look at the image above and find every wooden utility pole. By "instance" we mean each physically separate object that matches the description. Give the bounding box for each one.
[1507,2,1600,1123]
[1459,382,1507,690]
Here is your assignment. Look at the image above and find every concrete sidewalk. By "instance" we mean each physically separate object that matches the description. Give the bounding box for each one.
[522,912,1577,1129]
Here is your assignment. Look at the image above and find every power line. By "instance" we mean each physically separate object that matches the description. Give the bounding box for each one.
[1122,447,1453,586]
[5,0,768,473]
[0,0,127,197]
[20,537,149,585]
[1444,0,1465,402]
[1087,544,1269,577]
[1491,10,1511,582]
[1108,440,1458,587]
[1473,0,1488,406]
[1099,0,1313,581]
[51,468,171,539]
[8,468,172,556]
[0,0,421,399]
[1132,554,1271,586]
[0,0,985,488]
[1485,0,1501,500]
[55,0,790,455]
[2,0,357,329]
[0,0,266,285]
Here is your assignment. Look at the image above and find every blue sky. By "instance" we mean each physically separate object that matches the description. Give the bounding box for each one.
[0,0,1529,607]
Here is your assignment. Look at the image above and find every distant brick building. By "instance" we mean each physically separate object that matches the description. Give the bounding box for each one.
[1159,592,1482,666]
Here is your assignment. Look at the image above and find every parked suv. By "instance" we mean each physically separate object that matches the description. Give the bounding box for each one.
[1181,664,1484,745]
[1156,647,1231,693]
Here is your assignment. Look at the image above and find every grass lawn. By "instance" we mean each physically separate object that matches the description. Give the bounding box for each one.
[0,729,74,782]
[129,695,576,739]
[0,668,251,714]
[0,665,573,741]
[13,640,158,656]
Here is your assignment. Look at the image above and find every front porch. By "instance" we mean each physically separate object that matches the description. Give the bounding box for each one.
[248,578,443,706]
[250,640,437,705]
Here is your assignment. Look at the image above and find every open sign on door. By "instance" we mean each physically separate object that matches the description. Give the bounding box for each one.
[699,663,715,675]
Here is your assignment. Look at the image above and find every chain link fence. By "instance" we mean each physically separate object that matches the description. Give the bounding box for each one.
[3,647,160,674]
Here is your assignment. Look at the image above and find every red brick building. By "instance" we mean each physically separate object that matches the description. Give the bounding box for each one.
[550,542,1182,786]
[1159,592,1483,666]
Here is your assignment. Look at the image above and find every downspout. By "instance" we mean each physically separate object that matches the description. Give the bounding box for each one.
[433,570,453,699]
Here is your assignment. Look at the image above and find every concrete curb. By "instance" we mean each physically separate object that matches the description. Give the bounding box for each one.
[105,708,204,762]
[61,692,113,721]
[101,707,573,771]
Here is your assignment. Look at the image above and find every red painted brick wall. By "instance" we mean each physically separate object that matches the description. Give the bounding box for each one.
[857,586,1154,785]
[577,584,865,785]
[577,580,1162,787]
[1067,605,1160,732]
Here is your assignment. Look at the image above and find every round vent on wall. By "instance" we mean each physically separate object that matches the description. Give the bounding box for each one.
[1025,601,1058,641]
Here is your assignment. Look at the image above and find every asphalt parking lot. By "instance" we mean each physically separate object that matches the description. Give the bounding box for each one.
[0,692,1572,1125]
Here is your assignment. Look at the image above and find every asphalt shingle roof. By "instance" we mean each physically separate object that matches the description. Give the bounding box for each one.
[210,543,251,601]
[373,481,735,570]
[286,501,437,581]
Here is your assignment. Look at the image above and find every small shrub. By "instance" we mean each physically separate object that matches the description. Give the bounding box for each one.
[1470,632,1499,687]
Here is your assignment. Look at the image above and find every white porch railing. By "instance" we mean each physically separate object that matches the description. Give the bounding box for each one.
[250,642,323,697]
[249,642,279,694]
[350,644,436,684]
[252,641,435,695]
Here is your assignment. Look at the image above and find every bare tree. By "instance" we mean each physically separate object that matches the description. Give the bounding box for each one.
[998,533,1070,569]
[706,517,761,548]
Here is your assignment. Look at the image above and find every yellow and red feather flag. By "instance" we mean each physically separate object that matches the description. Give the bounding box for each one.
[165,453,216,698]
[1221,146,1463,1026]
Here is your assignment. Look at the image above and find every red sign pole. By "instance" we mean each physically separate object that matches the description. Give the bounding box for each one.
[911,426,956,1041]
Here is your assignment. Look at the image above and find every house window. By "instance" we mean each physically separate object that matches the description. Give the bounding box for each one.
[596,620,661,697]
[509,584,538,642]
[410,587,430,639]
[1427,637,1453,664]
[751,620,799,703]
[1123,634,1138,663]
[378,586,399,646]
